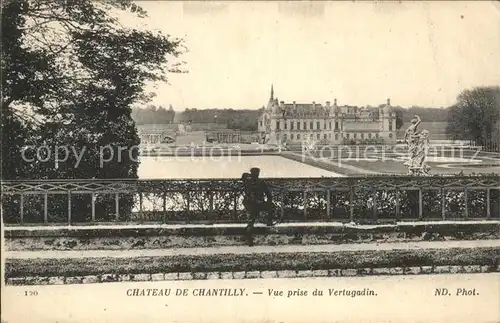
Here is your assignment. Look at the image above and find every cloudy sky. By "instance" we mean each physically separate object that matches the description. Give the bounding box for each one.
[123,1,500,110]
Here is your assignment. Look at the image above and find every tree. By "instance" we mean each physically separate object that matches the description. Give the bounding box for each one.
[132,105,175,124]
[1,0,186,180]
[393,107,405,130]
[446,87,500,145]
[405,106,449,122]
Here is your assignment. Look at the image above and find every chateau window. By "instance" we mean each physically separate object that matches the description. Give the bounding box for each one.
[290,133,294,140]
[389,133,393,138]
[361,133,364,139]
[389,123,393,131]
[329,122,332,130]
[297,134,301,139]
[324,134,327,140]
[310,133,314,139]
[310,121,314,129]
[354,133,357,139]
[276,121,280,130]
[276,133,280,140]
[335,121,339,130]
[284,121,287,130]
[304,122,307,130]
[323,122,326,130]
[317,121,320,130]
[283,134,287,140]
[317,133,320,140]
[346,133,350,139]
[376,133,379,138]
[260,121,263,127]
[335,133,339,140]
[297,121,301,130]
[291,121,294,130]
[368,133,372,139]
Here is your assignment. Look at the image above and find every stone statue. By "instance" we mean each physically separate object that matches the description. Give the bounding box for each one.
[403,115,431,175]
[413,130,431,174]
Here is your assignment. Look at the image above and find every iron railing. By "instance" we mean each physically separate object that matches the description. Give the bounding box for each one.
[1,175,499,225]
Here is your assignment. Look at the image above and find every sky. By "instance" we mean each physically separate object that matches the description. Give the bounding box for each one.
[121,1,500,110]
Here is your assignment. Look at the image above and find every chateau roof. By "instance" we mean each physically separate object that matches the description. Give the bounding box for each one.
[279,102,329,117]
[283,103,324,109]
[264,85,393,118]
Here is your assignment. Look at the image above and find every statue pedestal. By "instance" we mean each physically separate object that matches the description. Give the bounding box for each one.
[408,165,431,175]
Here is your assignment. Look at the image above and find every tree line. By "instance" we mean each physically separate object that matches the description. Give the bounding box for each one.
[445,86,500,150]
[132,107,263,131]
[131,97,500,150]
[131,106,452,131]
[131,105,176,125]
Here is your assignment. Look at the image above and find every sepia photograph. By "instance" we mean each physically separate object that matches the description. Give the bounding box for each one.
[1,1,500,322]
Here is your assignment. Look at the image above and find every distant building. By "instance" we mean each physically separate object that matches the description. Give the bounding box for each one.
[257,85,397,144]
[205,129,241,143]
[136,124,171,144]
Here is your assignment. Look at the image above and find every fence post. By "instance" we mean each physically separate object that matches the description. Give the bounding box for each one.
[441,188,446,220]
[280,192,285,221]
[209,192,214,212]
[486,188,491,219]
[395,190,400,220]
[67,190,72,224]
[326,189,331,219]
[91,193,96,221]
[418,189,423,220]
[464,188,468,219]
[233,192,238,220]
[349,187,354,222]
[139,192,143,219]
[44,193,48,224]
[20,194,24,225]
[115,193,120,221]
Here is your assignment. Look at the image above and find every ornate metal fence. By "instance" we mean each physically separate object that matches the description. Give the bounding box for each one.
[1,175,499,225]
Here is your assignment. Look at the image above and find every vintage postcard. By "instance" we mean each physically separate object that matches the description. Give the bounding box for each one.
[1,1,499,322]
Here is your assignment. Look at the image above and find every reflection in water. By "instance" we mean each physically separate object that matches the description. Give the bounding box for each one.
[137,156,343,179]
[135,156,342,213]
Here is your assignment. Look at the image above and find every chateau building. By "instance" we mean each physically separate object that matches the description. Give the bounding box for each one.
[258,85,397,144]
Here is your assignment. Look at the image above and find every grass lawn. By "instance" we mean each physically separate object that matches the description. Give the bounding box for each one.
[339,159,500,175]
[285,146,499,175]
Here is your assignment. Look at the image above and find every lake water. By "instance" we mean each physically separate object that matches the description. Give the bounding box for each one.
[138,156,343,179]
